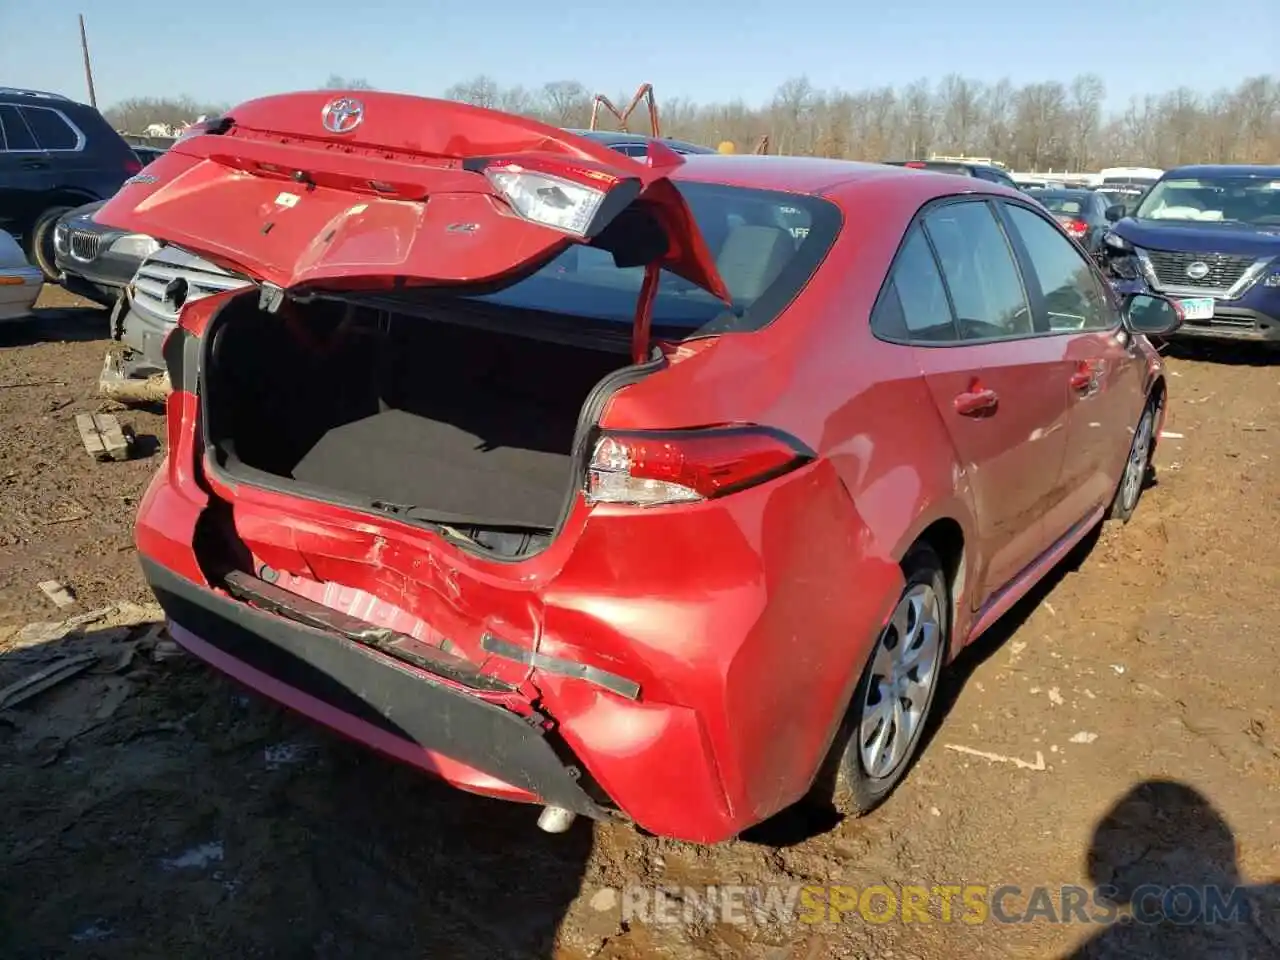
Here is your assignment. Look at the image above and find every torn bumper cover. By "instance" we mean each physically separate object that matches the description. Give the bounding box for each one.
[139,557,613,820]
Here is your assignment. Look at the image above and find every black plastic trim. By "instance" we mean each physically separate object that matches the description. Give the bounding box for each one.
[141,557,612,819]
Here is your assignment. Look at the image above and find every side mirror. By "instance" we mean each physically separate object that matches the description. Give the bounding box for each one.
[1123,293,1183,336]
[1104,204,1126,222]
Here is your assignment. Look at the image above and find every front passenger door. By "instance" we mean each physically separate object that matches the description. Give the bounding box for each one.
[910,199,1074,605]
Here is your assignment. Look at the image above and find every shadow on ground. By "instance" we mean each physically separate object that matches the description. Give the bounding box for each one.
[0,617,592,959]
[1159,337,1280,367]
[0,305,110,349]
[1063,778,1280,957]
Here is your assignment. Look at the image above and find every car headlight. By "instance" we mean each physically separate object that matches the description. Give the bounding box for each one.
[1103,231,1131,251]
[109,234,161,259]
[53,221,69,253]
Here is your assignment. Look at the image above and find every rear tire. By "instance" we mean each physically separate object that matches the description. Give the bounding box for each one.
[29,206,72,282]
[809,543,949,818]
[1107,398,1158,523]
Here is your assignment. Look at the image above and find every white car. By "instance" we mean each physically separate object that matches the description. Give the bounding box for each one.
[0,231,43,321]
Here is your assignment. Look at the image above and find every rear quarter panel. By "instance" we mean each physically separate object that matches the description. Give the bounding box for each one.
[596,174,980,815]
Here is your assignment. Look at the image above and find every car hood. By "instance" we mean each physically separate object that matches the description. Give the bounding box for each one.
[1111,217,1280,258]
[93,91,730,349]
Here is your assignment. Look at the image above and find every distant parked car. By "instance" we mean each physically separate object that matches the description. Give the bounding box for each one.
[883,159,1023,191]
[1100,164,1280,344]
[132,145,166,166]
[113,244,250,378]
[0,230,43,321]
[0,87,143,280]
[1093,185,1146,218]
[565,129,717,157]
[53,200,159,307]
[1032,189,1113,255]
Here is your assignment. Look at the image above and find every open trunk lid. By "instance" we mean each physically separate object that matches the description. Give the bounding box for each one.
[93,91,729,346]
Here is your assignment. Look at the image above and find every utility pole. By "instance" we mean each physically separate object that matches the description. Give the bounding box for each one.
[79,14,97,108]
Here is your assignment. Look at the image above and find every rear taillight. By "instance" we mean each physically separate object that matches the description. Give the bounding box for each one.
[904,161,927,169]
[1058,217,1088,238]
[483,159,634,238]
[124,156,142,175]
[585,426,812,507]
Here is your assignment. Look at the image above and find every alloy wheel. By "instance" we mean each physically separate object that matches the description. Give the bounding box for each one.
[1120,408,1154,514]
[859,582,944,780]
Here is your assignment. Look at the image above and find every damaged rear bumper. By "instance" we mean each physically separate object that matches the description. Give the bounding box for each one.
[139,556,613,821]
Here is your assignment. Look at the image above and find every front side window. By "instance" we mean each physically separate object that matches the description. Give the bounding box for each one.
[1004,204,1116,332]
[924,201,1033,341]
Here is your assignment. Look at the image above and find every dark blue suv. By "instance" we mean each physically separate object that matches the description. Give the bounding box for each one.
[1099,165,1280,343]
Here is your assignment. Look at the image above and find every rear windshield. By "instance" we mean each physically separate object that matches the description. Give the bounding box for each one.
[1036,194,1088,215]
[1103,177,1158,187]
[465,182,842,337]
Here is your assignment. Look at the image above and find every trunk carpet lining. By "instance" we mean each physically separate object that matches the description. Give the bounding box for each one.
[289,409,573,529]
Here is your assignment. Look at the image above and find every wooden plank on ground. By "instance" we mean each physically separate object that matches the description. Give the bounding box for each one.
[74,412,133,462]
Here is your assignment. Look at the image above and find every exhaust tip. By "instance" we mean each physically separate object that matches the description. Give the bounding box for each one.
[537,805,577,834]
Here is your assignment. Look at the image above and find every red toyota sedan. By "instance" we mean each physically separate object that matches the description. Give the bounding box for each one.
[95,92,1182,845]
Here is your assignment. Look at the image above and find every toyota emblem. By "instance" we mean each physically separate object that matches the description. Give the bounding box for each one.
[1185,260,1210,281]
[321,97,364,134]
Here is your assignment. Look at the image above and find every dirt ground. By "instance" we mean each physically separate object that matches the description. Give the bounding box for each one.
[1,286,1277,959]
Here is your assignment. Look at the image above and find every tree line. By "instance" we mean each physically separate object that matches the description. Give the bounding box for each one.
[104,72,1280,172]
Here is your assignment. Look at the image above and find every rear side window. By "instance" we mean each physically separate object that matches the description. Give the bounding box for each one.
[0,105,38,151]
[871,227,956,343]
[466,182,842,338]
[20,107,80,150]
[1003,205,1116,332]
[924,201,1033,341]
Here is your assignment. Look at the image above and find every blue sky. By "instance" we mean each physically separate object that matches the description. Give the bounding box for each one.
[3,0,1276,113]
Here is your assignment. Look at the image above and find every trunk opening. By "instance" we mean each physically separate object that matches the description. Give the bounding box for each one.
[201,291,655,559]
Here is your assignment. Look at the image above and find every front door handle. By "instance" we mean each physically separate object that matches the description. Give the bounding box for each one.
[19,159,49,170]
[1070,360,1105,395]
[954,388,999,417]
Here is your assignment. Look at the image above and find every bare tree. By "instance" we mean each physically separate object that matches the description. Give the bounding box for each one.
[443,75,501,109]
[106,73,1280,170]
[322,75,374,90]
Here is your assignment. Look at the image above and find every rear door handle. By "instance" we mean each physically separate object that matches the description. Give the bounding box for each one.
[19,159,49,170]
[954,388,999,417]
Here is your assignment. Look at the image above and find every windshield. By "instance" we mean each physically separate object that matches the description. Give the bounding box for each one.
[465,182,841,337]
[1133,176,1280,225]
[1036,194,1089,216]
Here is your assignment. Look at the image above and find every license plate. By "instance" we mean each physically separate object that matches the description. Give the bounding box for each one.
[1179,297,1215,321]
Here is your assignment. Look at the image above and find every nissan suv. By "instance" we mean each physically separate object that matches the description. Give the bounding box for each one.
[0,87,142,280]
[1100,165,1280,343]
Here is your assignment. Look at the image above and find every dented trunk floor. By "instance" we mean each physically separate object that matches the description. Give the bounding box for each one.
[3,287,1280,959]
[288,408,574,529]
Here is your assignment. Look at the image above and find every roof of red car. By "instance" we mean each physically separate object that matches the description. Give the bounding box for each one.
[668,154,1019,202]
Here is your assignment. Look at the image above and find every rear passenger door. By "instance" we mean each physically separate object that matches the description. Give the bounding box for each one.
[999,201,1145,531]
[902,199,1075,604]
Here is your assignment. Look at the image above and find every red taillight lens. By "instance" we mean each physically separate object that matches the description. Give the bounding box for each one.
[124,156,142,175]
[1057,217,1088,237]
[904,161,927,169]
[585,427,812,506]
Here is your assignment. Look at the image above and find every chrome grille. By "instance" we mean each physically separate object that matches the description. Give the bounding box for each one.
[129,246,251,324]
[68,228,101,262]
[1142,249,1255,291]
